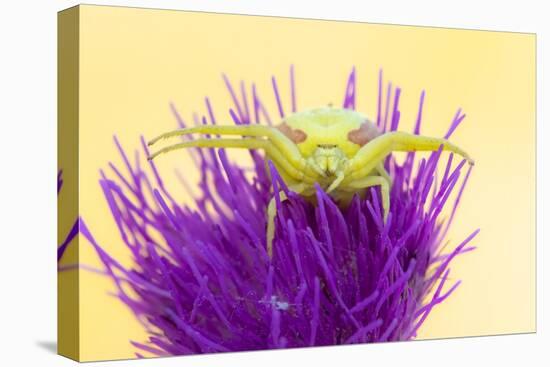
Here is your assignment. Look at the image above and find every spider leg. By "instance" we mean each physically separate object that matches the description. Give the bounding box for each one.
[347,175,391,222]
[376,163,393,187]
[345,131,474,182]
[326,171,345,193]
[266,183,307,257]
[267,192,285,258]
[148,124,317,177]
[149,137,316,184]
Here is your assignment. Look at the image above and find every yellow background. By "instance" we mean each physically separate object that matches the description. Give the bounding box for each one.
[73,5,535,361]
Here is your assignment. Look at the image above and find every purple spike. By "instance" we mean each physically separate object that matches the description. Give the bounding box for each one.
[271,76,285,118]
[376,69,383,127]
[57,220,78,261]
[390,87,402,131]
[342,66,356,110]
[252,83,273,125]
[57,170,63,194]
[414,90,426,134]
[290,64,297,113]
[222,73,245,123]
[445,108,466,139]
[382,82,393,133]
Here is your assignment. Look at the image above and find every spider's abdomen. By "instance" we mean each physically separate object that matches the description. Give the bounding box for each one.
[276,107,380,158]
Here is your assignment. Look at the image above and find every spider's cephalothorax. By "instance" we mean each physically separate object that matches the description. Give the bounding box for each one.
[148,107,474,256]
[274,107,387,197]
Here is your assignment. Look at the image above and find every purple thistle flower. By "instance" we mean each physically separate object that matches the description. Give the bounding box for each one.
[82,67,478,356]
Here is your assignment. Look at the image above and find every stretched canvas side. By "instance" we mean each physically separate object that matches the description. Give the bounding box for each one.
[57,5,80,362]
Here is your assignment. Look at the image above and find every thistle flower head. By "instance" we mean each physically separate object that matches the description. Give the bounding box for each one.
[83,67,478,357]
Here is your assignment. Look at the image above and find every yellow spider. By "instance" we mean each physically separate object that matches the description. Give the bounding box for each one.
[148,107,474,257]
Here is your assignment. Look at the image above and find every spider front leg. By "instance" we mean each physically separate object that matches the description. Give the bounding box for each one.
[148,124,319,178]
[344,131,474,182]
[148,137,316,184]
[326,163,390,194]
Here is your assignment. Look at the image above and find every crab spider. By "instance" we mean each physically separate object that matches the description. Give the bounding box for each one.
[148,107,474,257]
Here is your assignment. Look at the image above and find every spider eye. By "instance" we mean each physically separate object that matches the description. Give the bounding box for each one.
[317,144,337,149]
